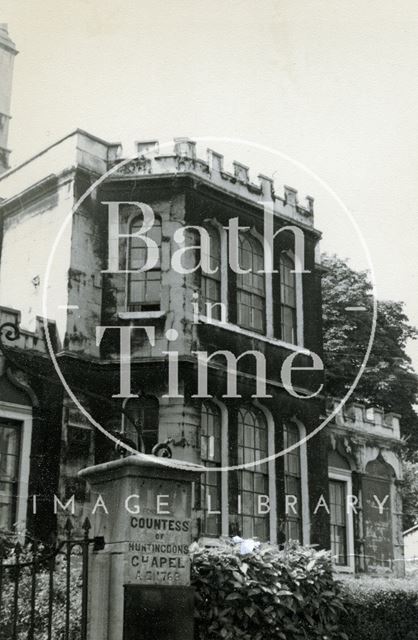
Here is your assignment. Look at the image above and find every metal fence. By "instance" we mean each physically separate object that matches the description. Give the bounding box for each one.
[0,518,94,640]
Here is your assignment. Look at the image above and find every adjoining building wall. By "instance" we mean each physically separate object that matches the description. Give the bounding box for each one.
[404,526,418,563]
[327,399,404,576]
[0,175,74,340]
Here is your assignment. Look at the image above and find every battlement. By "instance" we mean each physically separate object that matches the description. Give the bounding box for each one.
[0,131,316,230]
[111,136,315,228]
[0,305,56,357]
[326,398,402,441]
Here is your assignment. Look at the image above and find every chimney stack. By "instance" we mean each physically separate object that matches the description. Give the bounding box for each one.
[0,24,18,174]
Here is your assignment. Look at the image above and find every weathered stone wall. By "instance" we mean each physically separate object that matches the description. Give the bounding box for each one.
[327,399,404,576]
[0,177,74,342]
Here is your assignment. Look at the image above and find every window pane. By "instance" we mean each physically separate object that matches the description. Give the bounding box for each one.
[280,253,297,344]
[237,235,265,333]
[145,277,161,302]
[127,215,162,310]
[201,402,222,536]
[232,407,269,540]
[0,420,21,530]
[242,472,253,492]
[283,422,302,542]
[329,479,347,565]
[243,491,254,515]
[201,227,221,318]
[286,518,301,542]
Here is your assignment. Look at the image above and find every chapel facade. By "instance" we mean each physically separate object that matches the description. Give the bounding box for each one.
[0,130,404,575]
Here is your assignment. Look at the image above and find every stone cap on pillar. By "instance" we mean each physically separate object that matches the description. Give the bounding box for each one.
[79,453,205,485]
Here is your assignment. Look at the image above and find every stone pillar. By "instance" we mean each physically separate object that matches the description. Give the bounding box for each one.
[79,454,203,640]
[393,478,405,577]
[352,471,365,572]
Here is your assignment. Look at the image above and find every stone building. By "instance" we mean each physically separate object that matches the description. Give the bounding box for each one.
[0,129,405,575]
[326,399,403,574]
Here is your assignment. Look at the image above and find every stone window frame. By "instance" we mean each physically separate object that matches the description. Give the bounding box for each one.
[198,224,304,349]
[200,223,223,321]
[124,209,162,313]
[283,417,310,545]
[198,405,311,547]
[236,232,266,334]
[280,251,298,345]
[283,421,303,541]
[0,401,32,539]
[199,400,222,536]
[198,400,278,545]
[328,466,355,573]
[233,404,270,539]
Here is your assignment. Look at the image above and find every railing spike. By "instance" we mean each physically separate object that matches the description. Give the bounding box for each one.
[64,518,74,534]
[82,517,91,532]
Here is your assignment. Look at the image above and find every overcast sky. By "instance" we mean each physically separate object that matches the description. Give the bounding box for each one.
[2,0,418,368]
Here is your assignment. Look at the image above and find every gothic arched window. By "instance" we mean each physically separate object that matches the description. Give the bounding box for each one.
[280,252,297,344]
[201,226,222,320]
[236,234,265,333]
[124,395,159,454]
[127,215,162,312]
[230,406,269,539]
[200,401,222,535]
[283,421,302,542]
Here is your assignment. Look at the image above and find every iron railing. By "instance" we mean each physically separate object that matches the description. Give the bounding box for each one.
[0,518,94,640]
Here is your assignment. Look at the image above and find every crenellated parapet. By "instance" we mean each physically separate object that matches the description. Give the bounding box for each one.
[0,130,317,231]
[0,305,56,356]
[109,136,316,228]
[327,397,402,441]
[326,397,402,442]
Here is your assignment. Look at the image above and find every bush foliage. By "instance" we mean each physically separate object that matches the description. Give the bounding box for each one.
[191,541,348,640]
[4,537,417,640]
[340,576,418,640]
[0,541,82,640]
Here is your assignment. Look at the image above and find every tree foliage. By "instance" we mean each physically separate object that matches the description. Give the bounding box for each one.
[321,254,418,451]
[400,455,418,529]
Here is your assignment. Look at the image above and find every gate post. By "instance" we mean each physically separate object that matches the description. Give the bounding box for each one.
[79,454,203,640]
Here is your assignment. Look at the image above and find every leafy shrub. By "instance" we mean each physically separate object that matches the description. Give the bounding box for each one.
[191,541,348,640]
[0,541,82,640]
[340,576,418,640]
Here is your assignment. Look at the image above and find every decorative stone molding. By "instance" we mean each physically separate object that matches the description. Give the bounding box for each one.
[284,185,298,206]
[258,174,274,200]
[136,140,159,156]
[233,161,249,183]
[305,196,314,214]
[174,137,196,159]
[207,148,224,173]
[0,133,316,228]
[326,398,402,441]
[6,366,39,407]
